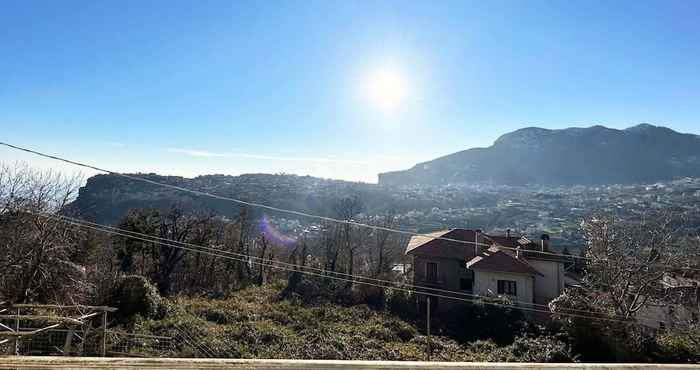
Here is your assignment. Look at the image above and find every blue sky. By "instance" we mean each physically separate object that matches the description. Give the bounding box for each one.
[1,0,699,182]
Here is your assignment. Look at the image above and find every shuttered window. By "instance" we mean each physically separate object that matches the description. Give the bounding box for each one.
[497,280,517,295]
[426,262,438,282]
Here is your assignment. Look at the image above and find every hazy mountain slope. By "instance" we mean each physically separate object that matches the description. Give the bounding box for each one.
[68,173,387,224]
[378,124,700,186]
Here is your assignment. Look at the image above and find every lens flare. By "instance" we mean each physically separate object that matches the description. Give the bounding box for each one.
[259,214,297,246]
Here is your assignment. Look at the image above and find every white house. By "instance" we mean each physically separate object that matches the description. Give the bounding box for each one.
[405,229,570,311]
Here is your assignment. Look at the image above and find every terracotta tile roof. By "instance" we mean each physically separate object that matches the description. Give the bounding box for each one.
[467,246,544,276]
[484,235,521,248]
[405,228,567,267]
[405,229,484,260]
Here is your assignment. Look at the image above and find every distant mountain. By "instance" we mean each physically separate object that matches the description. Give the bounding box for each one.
[378,124,700,186]
[68,173,391,225]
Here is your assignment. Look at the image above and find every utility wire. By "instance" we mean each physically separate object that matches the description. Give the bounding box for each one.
[5,140,700,273]
[45,212,640,319]
[45,213,598,317]
[0,142,579,256]
[29,210,679,328]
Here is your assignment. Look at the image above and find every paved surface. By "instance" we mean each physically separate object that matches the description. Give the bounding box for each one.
[0,357,698,370]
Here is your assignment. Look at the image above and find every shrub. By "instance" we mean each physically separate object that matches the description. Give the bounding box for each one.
[652,330,700,363]
[288,276,351,304]
[503,335,577,363]
[387,289,416,321]
[385,318,417,342]
[107,274,163,322]
[438,302,527,345]
[352,284,386,309]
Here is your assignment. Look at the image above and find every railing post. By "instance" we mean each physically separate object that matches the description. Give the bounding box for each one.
[63,327,74,356]
[14,307,20,355]
[426,296,431,361]
[100,311,107,357]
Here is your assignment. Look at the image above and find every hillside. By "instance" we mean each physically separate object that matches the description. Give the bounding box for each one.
[378,124,700,186]
[68,173,392,225]
[125,283,574,362]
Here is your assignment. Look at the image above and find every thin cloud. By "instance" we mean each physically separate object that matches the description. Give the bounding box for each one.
[107,142,127,148]
[166,148,232,157]
[166,147,372,165]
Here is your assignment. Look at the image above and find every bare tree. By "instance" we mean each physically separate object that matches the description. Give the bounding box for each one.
[572,213,698,319]
[0,163,87,304]
[368,209,402,277]
[333,195,364,277]
[114,206,217,296]
[550,212,700,359]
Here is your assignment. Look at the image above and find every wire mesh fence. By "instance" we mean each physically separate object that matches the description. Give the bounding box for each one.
[2,328,177,357]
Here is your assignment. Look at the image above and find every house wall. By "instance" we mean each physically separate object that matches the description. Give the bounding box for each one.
[635,301,697,330]
[473,270,534,304]
[412,256,474,292]
[527,260,565,304]
[412,255,476,312]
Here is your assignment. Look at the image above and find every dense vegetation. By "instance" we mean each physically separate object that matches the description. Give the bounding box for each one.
[113,280,575,362]
[1,163,699,363]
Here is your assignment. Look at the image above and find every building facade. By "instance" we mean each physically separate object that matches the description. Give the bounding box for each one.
[405,229,569,311]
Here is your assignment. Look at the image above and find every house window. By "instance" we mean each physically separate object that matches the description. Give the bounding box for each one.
[426,262,438,282]
[497,280,517,295]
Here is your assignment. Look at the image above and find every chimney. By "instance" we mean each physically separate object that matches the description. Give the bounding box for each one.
[541,234,550,252]
[506,229,511,238]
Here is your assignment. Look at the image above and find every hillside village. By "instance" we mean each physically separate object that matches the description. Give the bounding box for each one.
[72,174,700,252]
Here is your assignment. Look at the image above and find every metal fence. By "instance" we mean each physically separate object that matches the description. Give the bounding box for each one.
[1,328,176,357]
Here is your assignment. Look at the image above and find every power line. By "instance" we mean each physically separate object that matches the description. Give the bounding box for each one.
[30,210,676,328]
[3,140,699,272]
[45,212,616,318]
[0,143,514,249]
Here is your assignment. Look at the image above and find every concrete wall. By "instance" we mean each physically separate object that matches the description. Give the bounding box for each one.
[473,271,534,304]
[527,260,564,304]
[413,256,474,293]
[635,302,697,330]
[1,356,697,370]
[412,255,476,312]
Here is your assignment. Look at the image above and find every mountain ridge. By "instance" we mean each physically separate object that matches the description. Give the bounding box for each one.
[378,124,700,186]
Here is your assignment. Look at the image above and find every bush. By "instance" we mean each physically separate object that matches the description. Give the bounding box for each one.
[107,275,163,322]
[387,289,416,321]
[503,335,577,363]
[287,276,351,304]
[385,318,417,342]
[438,302,528,345]
[352,284,386,309]
[652,330,700,363]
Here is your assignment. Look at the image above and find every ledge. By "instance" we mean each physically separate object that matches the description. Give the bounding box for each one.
[0,357,697,370]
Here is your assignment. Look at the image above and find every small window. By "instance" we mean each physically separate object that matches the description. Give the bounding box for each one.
[460,278,473,291]
[426,262,438,282]
[497,280,517,295]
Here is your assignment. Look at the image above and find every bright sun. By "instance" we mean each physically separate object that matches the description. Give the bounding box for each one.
[366,67,406,111]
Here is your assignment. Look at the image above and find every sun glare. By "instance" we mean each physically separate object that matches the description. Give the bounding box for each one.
[366,67,406,111]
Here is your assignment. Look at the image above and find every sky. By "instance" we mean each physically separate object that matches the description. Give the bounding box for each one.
[1,0,699,183]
